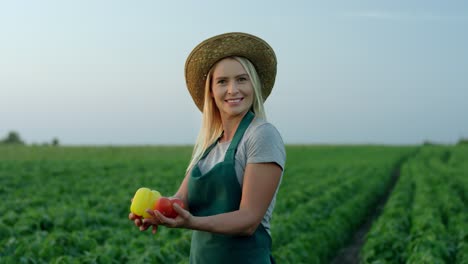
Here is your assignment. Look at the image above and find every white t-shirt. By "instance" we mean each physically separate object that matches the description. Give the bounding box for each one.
[197,117,286,235]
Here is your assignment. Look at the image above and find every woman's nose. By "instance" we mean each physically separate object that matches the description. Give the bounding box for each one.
[227,82,239,94]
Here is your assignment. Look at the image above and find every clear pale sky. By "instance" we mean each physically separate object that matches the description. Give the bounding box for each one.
[1,1,467,145]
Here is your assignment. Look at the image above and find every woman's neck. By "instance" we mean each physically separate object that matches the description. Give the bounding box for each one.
[219,111,248,143]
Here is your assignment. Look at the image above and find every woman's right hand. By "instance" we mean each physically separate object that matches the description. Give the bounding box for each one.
[129,212,160,234]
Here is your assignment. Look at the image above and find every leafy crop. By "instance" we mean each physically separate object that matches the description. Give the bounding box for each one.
[2,145,466,263]
[361,145,468,264]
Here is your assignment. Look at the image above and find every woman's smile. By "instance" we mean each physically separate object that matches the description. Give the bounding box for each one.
[225,97,244,105]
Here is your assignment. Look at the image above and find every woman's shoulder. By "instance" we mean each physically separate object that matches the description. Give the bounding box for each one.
[247,117,283,139]
[243,117,285,149]
[241,116,286,169]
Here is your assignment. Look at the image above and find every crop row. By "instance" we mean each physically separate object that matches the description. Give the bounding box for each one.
[271,146,412,263]
[361,146,468,264]
[0,146,415,263]
[0,147,193,263]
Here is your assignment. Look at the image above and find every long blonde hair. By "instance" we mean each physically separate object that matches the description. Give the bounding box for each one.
[186,56,267,172]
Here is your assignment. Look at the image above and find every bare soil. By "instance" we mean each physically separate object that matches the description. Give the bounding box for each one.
[330,166,401,264]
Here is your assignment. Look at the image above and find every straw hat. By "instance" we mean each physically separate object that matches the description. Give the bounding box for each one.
[185,32,277,112]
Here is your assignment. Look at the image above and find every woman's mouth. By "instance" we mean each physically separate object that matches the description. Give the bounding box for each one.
[225,98,244,105]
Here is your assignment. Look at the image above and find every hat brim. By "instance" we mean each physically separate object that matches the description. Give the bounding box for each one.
[185,32,277,112]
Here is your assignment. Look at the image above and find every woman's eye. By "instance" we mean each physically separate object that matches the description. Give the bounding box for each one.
[238,77,247,82]
[217,80,226,84]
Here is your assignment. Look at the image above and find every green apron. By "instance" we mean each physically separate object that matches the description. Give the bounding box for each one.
[187,111,273,264]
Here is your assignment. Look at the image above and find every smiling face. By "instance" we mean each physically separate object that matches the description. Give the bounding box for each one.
[210,57,254,119]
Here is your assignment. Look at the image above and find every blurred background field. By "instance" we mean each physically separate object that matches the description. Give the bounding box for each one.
[1,144,466,263]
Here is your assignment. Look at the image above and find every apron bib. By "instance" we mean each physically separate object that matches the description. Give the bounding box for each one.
[187,111,272,264]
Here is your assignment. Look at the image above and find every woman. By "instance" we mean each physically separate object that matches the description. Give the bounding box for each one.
[129,32,286,263]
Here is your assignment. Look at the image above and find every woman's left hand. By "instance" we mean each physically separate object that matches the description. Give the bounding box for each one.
[145,203,195,229]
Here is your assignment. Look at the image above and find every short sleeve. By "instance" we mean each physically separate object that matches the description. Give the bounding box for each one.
[245,123,286,170]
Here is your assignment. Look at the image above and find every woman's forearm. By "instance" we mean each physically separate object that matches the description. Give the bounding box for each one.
[191,209,260,236]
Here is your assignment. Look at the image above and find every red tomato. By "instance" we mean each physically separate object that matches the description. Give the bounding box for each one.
[154,197,185,218]
[171,198,185,217]
[154,197,174,218]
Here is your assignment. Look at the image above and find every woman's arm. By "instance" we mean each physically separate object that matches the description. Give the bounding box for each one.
[172,170,191,205]
[154,162,282,236]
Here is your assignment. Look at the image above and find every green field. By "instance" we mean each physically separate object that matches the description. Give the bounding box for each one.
[1,145,467,263]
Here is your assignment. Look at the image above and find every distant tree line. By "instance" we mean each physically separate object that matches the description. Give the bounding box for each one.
[422,138,468,146]
[1,130,467,146]
[0,131,60,146]
[0,131,24,145]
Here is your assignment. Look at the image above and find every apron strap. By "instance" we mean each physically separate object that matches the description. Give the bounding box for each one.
[200,139,219,160]
[224,111,255,162]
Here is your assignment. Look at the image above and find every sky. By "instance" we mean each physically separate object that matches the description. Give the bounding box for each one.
[1,1,467,145]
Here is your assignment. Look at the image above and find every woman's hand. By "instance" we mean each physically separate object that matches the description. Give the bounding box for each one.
[148,203,195,229]
[128,212,161,234]
[129,197,161,234]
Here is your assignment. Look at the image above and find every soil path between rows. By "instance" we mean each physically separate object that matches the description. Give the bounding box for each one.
[329,164,402,264]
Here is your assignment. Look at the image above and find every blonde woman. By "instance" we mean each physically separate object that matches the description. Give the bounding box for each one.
[130,32,286,264]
